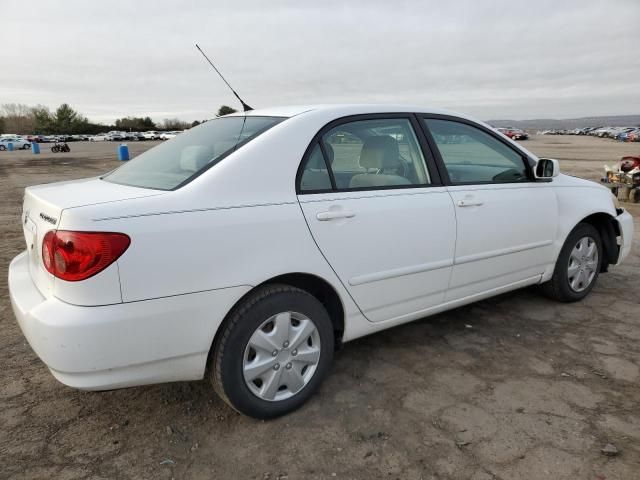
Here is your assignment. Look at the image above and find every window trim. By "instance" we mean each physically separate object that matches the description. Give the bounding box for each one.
[417,114,537,186]
[296,113,443,195]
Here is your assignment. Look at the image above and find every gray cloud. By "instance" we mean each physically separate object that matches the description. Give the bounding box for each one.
[2,0,638,123]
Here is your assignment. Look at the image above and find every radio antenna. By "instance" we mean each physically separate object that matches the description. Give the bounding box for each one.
[195,44,253,112]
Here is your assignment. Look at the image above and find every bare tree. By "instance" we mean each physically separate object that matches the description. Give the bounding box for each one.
[159,118,190,130]
[1,103,36,134]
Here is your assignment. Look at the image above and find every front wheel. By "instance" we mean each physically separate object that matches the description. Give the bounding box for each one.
[541,222,602,302]
[210,284,334,419]
[51,146,59,153]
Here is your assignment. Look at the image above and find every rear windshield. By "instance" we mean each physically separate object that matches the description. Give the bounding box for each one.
[103,116,284,190]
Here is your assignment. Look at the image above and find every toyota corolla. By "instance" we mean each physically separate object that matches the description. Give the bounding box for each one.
[8,105,634,419]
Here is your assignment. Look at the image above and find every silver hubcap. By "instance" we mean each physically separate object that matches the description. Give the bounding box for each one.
[567,236,598,292]
[243,311,321,402]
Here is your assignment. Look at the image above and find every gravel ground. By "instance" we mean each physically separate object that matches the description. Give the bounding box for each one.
[1,136,639,480]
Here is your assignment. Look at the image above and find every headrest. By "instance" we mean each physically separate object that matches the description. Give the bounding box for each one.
[180,145,214,173]
[359,135,399,170]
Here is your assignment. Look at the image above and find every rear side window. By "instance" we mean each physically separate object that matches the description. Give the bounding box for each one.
[299,144,332,192]
[103,116,283,190]
[423,119,528,184]
[300,118,430,192]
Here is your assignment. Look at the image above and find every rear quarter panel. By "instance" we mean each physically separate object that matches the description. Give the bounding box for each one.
[110,203,349,301]
[63,198,361,326]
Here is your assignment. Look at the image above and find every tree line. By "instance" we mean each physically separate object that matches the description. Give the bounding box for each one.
[0,104,237,135]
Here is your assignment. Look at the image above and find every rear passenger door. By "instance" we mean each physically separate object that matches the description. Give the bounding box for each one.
[421,116,558,301]
[297,115,457,323]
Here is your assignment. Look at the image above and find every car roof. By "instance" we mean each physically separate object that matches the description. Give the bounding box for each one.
[226,104,476,121]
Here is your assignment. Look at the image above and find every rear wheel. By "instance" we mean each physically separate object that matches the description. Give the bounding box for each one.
[210,284,334,419]
[0,145,5,151]
[541,223,602,302]
[23,144,31,150]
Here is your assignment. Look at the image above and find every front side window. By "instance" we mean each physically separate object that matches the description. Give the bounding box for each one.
[423,119,529,184]
[103,116,283,190]
[319,118,430,190]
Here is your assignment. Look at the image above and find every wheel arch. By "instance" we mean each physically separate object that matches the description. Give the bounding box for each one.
[575,212,620,271]
[209,272,346,367]
[259,273,346,348]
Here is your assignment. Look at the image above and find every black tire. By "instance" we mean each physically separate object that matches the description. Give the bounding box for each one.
[210,284,334,419]
[541,222,602,302]
[51,146,59,153]
[23,144,31,150]
[0,145,5,151]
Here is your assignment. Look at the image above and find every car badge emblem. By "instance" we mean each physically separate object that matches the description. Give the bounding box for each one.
[39,212,57,225]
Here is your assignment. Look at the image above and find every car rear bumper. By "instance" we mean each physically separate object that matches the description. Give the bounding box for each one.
[615,209,634,265]
[9,250,250,390]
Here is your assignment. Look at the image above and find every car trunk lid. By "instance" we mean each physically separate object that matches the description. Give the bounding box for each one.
[22,177,163,297]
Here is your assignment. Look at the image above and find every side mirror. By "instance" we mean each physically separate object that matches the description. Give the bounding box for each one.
[535,158,560,180]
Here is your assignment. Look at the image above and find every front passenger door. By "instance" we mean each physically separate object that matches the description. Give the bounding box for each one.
[422,117,558,301]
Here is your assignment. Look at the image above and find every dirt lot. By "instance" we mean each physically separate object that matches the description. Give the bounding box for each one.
[1,136,639,479]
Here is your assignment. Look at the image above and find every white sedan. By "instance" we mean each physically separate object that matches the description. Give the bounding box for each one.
[0,137,31,150]
[8,105,634,419]
[160,130,181,140]
[142,131,161,140]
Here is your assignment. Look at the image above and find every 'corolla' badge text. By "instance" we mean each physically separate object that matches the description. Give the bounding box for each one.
[39,212,57,225]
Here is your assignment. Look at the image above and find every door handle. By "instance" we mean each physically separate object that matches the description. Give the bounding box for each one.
[316,210,356,221]
[457,200,484,207]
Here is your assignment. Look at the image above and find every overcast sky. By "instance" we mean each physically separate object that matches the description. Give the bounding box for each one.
[2,0,638,123]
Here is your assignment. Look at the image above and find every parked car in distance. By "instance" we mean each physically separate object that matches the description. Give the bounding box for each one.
[52,135,74,142]
[89,134,109,142]
[142,131,161,140]
[626,129,640,142]
[104,131,126,141]
[159,130,181,140]
[127,132,145,141]
[0,137,31,150]
[8,105,634,419]
[496,127,529,140]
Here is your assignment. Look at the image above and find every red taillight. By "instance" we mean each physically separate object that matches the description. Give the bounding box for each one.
[42,231,130,282]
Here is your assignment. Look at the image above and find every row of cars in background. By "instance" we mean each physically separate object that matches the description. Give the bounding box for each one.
[538,126,640,141]
[1,129,185,151]
[2,131,184,144]
[88,130,183,141]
